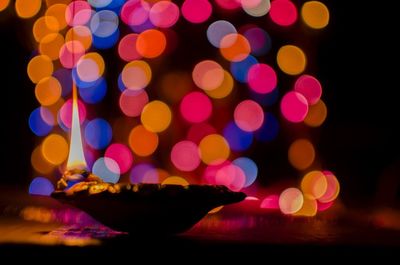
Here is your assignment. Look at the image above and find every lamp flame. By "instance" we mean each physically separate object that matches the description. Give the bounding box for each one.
[66,83,87,170]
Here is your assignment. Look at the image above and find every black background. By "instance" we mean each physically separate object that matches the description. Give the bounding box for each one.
[0,0,398,208]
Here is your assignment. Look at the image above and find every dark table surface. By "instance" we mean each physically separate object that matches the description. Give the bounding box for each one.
[1,186,399,260]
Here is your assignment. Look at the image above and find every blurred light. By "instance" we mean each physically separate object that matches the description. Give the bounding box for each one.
[59,99,86,128]
[0,0,10,12]
[88,0,112,8]
[255,112,279,142]
[242,0,271,17]
[128,124,159,157]
[162,176,189,186]
[205,70,234,99]
[280,91,308,123]
[160,71,191,103]
[294,74,322,105]
[250,87,279,106]
[208,206,224,214]
[223,122,253,151]
[118,33,141,62]
[92,27,119,49]
[269,0,298,26]
[84,118,112,150]
[301,1,329,29]
[65,1,93,27]
[76,52,105,83]
[136,29,166,58]
[232,157,258,187]
[119,89,149,117]
[187,123,216,144]
[121,60,152,90]
[181,0,212,24]
[279,187,304,214]
[301,170,328,199]
[243,26,271,56]
[247,63,277,94]
[105,143,133,174]
[15,0,41,19]
[59,41,85,69]
[304,99,327,127]
[318,171,340,203]
[317,200,334,211]
[29,177,54,196]
[215,164,245,191]
[39,33,65,60]
[220,33,251,62]
[141,100,172,132]
[277,45,306,75]
[149,1,180,28]
[199,134,230,165]
[215,0,241,10]
[288,139,315,170]
[31,145,54,174]
[203,160,231,184]
[294,194,317,216]
[120,0,150,27]
[234,100,264,132]
[92,157,120,183]
[260,195,279,209]
[180,91,212,123]
[78,77,107,104]
[45,3,68,31]
[27,55,54,84]
[33,16,59,42]
[192,60,224,91]
[171,140,200,172]
[35,77,62,106]
[90,10,119,38]
[129,163,155,183]
[41,134,68,165]
[29,108,53,136]
[43,99,63,125]
[65,26,93,51]
[207,20,237,48]
[231,55,258,83]
[53,69,72,97]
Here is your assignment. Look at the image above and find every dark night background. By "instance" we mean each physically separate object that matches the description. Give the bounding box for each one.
[0,0,398,209]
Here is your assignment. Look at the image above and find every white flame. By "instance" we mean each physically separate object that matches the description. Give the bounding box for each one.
[66,83,87,170]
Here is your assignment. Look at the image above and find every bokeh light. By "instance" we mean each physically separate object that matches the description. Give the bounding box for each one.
[294,74,322,105]
[35,76,62,106]
[279,187,304,214]
[242,0,271,17]
[136,29,166,58]
[119,89,149,117]
[215,164,246,191]
[181,0,212,24]
[207,20,237,48]
[162,176,189,186]
[180,91,212,123]
[304,99,327,127]
[31,145,54,174]
[318,171,340,203]
[105,143,133,174]
[84,118,112,150]
[199,134,230,165]
[41,134,68,165]
[254,112,279,142]
[128,125,159,157]
[59,40,85,69]
[65,1,93,27]
[65,25,93,51]
[92,157,120,183]
[192,60,225,91]
[260,195,280,209]
[29,108,53,137]
[0,0,10,12]
[27,55,54,84]
[76,52,105,83]
[232,157,258,187]
[33,16,60,42]
[141,100,172,133]
[247,63,277,94]
[277,45,306,75]
[121,60,152,90]
[45,3,67,31]
[231,55,258,83]
[59,99,86,128]
[149,1,179,28]
[205,70,234,99]
[243,26,271,56]
[269,0,298,26]
[29,177,54,196]
[187,123,216,144]
[39,33,65,61]
[220,33,251,62]
[294,194,317,216]
[118,33,141,62]
[301,1,329,29]
[171,140,201,172]
[280,91,309,123]
[223,122,253,151]
[234,100,264,132]
[288,139,315,170]
[301,170,328,199]
[15,0,41,19]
